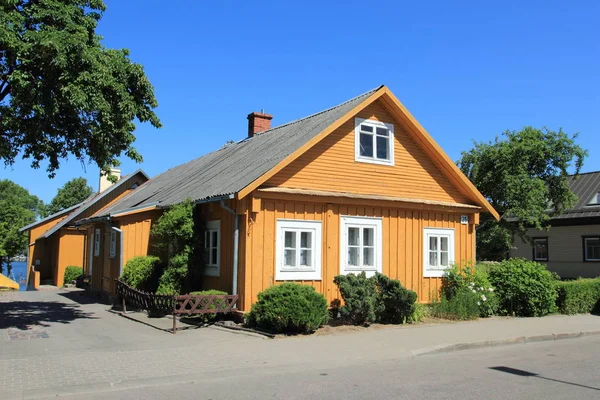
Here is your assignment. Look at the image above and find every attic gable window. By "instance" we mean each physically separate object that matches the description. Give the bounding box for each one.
[355,118,394,166]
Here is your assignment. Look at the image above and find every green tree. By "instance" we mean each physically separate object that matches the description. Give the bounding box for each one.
[0,0,161,178]
[0,180,42,275]
[458,127,587,260]
[42,177,93,217]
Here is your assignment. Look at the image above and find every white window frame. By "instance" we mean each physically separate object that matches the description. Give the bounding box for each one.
[276,219,322,281]
[204,220,221,277]
[94,228,101,257]
[340,216,383,277]
[533,238,548,261]
[354,117,395,166]
[423,228,455,278]
[584,237,600,262]
[109,230,117,258]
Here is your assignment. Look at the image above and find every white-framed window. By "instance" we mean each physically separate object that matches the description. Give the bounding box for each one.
[340,216,383,276]
[94,228,101,257]
[276,219,322,281]
[109,230,117,258]
[355,118,394,166]
[583,237,600,262]
[423,228,455,278]
[204,220,221,277]
[533,238,548,261]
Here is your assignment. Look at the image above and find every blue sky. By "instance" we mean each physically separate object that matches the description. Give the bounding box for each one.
[2,0,599,203]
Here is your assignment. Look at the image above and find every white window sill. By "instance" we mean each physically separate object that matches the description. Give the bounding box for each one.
[424,269,449,278]
[204,266,220,277]
[341,268,379,277]
[355,156,394,167]
[275,269,320,281]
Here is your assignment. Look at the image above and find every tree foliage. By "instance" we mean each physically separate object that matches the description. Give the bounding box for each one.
[458,127,587,260]
[42,177,93,217]
[0,179,41,274]
[0,0,161,177]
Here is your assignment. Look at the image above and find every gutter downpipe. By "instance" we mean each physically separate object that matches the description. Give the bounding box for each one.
[220,200,239,303]
[111,226,125,277]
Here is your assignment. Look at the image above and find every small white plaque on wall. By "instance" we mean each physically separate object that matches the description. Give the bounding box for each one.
[460,215,469,225]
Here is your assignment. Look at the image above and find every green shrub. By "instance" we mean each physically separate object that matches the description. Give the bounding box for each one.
[407,302,429,323]
[488,258,558,317]
[63,266,83,285]
[431,287,481,320]
[156,253,188,294]
[185,290,229,323]
[245,283,328,334]
[372,273,417,323]
[120,256,162,291]
[333,272,379,325]
[556,279,600,315]
[443,265,499,317]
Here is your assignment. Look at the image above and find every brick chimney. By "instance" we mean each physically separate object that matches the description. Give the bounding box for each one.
[247,111,273,138]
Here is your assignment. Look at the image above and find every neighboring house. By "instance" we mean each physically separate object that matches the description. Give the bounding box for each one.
[78,85,498,311]
[510,171,600,278]
[19,169,148,287]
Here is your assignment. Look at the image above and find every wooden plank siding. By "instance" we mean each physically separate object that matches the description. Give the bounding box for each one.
[55,229,85,286]
[265,99,469,204]
[239,193,476,310]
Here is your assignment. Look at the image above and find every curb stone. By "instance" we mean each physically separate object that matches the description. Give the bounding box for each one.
[411,330,600,356]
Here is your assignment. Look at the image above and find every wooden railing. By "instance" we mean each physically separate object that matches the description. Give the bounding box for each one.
[115,280,238,333]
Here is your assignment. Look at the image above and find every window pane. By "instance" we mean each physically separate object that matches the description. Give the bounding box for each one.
[429,251,438,267]
[284,249,296,266]
[363,247,374,266]
[360,124,373,133]
[300,231,312,249]
[211,248,218,264]
[429,236,438,251]
[284,231,296,248]
[348,227,360,246]
[441,251,448,266]
[376,127,389,136]
[300,249,312,266]
[211,231,218,248]
[587,238,600,260]
[440,237,448,252]
[359,133,373,157]
[363,227,374,246]
[348,247,360,266]
[376,136,389,159]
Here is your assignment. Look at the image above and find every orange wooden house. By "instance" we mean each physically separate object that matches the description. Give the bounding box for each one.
[20,170,148,287]
[78,86,498,310]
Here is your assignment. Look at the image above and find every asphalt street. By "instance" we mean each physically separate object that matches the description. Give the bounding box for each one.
[54,335,600,400]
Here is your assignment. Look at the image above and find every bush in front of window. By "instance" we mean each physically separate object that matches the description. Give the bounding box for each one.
[556,278,600,315]
[372,273,417,324]
[120,256,162,292]
[442,264,499,318]
[63,266,83,285]
[333,272,379,325]
[245,283,329,334]
[488,258,558,317]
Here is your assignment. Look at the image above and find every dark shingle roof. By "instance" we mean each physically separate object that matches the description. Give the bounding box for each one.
[552,171,600,220]
[97,87,381,216]
[19,202,84,233]
[39,170,149,239]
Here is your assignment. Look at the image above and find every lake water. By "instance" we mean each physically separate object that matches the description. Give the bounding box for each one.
[2,261,28,291]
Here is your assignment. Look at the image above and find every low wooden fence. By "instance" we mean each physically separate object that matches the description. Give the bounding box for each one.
[115,280,239,333]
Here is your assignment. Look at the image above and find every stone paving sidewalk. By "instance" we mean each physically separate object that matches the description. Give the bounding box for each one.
[2,289,600,399]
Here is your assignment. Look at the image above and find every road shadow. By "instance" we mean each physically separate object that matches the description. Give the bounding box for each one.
[0,298,97,330]
[490,366,600,391]
[58,289,101,305]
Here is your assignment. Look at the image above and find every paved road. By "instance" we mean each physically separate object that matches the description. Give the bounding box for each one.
[54,336,600,400]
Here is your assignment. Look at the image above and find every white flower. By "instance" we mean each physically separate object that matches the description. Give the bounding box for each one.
[472,289,477,293]
[480,287,484,291]
[481,295,487,301]
[488,287,494,292]
[477,301,481,306]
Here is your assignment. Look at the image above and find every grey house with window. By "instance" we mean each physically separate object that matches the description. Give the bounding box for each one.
[510,171,600,278]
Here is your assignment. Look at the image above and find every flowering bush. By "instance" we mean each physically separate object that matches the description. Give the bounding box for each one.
[442,264,499,317]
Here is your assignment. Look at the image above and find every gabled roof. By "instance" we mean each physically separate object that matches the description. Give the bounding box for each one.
[552,171,600,220]
[97,86,499,220]
[18,202,83,233]
[36,170,149,239]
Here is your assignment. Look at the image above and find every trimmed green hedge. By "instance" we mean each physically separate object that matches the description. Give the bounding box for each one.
[120,256,162,292]
[63,266,83,285]
[246,283,328,334]
[556,279,600,315]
